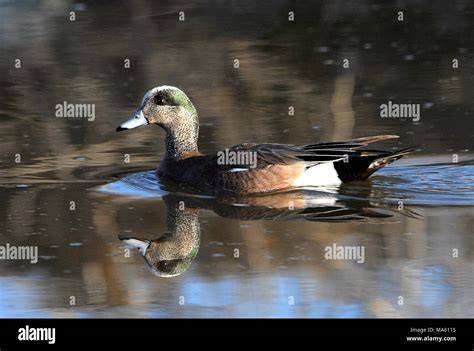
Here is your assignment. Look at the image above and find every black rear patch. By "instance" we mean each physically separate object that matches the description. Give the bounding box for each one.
[333,147,417,182]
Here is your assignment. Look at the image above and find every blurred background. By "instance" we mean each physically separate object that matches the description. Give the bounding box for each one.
[0,0,473,317]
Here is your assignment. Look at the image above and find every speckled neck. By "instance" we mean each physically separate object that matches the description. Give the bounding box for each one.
[164,126,199,160]
[161,108,199,161]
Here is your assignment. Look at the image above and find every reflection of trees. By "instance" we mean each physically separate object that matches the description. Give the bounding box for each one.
[0,181,472,316]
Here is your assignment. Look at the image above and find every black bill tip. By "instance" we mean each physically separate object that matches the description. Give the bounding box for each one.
[116,126,127,132]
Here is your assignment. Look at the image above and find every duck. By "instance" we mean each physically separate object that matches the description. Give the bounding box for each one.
[116,85,416,195]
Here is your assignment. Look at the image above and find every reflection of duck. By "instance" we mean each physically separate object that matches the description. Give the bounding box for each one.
[116,86,415,195]
[119,192,418,278]
[120,197,200,278]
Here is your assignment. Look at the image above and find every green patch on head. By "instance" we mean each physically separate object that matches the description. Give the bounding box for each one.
[168,88,197,116]
[148,86,197,117]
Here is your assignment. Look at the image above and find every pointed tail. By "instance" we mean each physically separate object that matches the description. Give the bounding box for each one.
[334,146,419,182]
[367,146,418,174]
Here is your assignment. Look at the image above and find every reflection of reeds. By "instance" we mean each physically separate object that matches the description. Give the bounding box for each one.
[0,179,472,316]
[331,74,355,141]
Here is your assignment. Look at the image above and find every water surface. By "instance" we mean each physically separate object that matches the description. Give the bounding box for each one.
[0,1,473,318]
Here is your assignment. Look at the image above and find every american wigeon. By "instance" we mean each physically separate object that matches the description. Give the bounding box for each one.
[116,86,415,195]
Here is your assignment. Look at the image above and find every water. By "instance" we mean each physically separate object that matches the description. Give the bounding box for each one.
[0,1,473,318]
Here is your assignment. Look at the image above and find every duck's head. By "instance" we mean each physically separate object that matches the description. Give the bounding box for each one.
[117,86,199,159]
[116,85,197,132]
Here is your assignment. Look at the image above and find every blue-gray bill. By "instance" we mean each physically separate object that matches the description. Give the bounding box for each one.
[116,110,148,132]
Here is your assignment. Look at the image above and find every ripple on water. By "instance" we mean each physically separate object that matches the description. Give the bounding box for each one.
[371,159,474,206]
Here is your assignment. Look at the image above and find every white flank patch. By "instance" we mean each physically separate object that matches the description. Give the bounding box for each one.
[293,162,341,187]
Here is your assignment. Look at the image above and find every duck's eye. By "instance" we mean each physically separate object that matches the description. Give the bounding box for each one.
[134,115,139,119]
[152,95,168,105]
